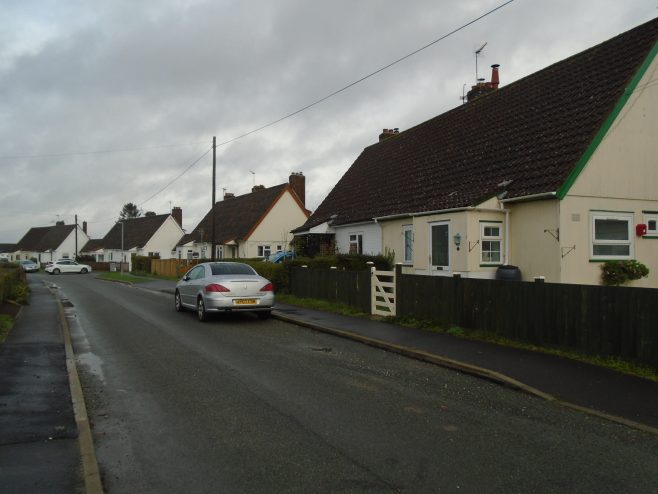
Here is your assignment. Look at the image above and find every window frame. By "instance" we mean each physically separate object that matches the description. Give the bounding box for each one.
[257,245,271,258]
[348,233,363,255]
[480,221,503,266]
[590,211,634,260]
[644,212,658,237]
[402,225,413,264]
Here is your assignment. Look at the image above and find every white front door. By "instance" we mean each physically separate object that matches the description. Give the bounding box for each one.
[429,221,450,275]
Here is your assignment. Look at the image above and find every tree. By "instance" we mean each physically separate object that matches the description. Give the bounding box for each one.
[119,202,141,221]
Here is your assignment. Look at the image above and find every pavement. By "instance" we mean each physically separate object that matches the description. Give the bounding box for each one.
[1,274,657,493]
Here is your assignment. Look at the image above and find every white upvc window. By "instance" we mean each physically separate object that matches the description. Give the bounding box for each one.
[348,233,363,255]
[644,212,658,237]
[402,225,413,264]
[591,212,633,259]
[480,222,503,265]
[257,245,271,258]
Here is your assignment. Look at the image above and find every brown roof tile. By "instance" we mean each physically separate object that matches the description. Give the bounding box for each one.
[101,214,171,250]
[298,18,658,230]
[17,224,76,251]
[184,184,295,245]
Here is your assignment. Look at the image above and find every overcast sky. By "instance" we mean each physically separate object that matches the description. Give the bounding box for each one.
[0,0,655,243]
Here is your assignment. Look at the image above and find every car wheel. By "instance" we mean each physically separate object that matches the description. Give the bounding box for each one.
[197,297,208,322]
[175,290,184,312]
[81,268,88,274]
[53,268,60,275]
[257,310,271,320]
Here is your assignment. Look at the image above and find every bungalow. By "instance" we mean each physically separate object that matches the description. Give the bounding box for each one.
[176,173,310,260]
[294,18,658,287]
[11,221,90,264]
[82,208,185,270]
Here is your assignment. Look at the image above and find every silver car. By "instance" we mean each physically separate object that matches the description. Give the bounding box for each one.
[45,259,92,274]
[19,260,39,273]
[175,262,274,322]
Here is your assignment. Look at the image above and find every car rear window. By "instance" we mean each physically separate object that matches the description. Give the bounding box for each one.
[210,263,256,276]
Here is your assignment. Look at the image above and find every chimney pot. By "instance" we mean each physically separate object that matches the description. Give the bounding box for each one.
[82,221,88,234]
[490,64,500,89]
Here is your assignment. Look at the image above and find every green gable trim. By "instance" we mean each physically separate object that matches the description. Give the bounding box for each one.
[557,40,658,200]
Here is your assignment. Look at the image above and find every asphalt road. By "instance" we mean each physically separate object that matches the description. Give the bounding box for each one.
[42,273,658,494]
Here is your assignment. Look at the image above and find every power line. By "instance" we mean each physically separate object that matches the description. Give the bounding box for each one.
[213,0,515,148]
[138,145,213,207]
[0,141,208,161]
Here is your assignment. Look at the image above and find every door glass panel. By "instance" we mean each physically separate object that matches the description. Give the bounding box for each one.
[431,224,449,267]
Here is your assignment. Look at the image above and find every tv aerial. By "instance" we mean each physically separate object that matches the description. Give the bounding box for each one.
[475,42,487,81]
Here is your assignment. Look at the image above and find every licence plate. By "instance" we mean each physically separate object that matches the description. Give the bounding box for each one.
[234,299,257,305]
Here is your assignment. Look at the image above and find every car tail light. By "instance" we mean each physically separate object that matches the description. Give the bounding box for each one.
[205,283,230,293]
[260,283,273,292]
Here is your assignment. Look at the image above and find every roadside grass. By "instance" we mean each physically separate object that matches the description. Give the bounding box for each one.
[277,294,658,382]
[0,314,12,343]
[276,294,369,317]
[97,272,152,284]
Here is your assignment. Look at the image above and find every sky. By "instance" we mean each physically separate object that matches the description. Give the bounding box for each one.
[0,0,656,243]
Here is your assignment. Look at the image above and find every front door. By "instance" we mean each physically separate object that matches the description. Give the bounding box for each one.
[429,222,450,274]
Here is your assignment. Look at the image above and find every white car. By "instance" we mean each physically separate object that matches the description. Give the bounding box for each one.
[45,259,92,275]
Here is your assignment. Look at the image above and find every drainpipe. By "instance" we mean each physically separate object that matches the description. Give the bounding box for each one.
[505,209,510,265]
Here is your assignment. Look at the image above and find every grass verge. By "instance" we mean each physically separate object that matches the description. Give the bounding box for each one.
[276,294,369,317]
[277,294,658,382]
[0,314,13,343]
[97,272,152,284]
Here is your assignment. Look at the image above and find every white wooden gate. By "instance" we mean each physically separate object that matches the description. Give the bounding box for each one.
[371,267,396,316]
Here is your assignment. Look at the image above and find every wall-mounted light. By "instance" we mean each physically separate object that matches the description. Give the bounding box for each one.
[453,232,462,250]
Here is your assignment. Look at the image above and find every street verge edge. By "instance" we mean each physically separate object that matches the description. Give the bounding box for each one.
[53,287,104,494]
[273,311,658,438]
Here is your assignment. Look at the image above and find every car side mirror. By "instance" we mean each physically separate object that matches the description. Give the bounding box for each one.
[183,275,190,281]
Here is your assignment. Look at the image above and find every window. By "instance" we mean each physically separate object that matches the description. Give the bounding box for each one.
[257,245,271,258]
[276,245,283,253]
[349,234,363,255]
[644,212,658,236]
[402,225,413,264]
[591,212,633,259]
[481,222,503,265]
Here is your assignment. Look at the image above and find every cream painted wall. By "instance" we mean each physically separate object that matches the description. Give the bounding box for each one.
[244,190,309,258]
[568,56,658,201]
[140,216,185,260]
[561,55,658,287]
[559,196,658,287]
[507,200,560,281]
[380,209,506,277]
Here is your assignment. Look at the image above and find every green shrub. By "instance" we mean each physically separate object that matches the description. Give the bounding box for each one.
[0,267,29,304]
[132,256,152,274]
[601,260,649,286]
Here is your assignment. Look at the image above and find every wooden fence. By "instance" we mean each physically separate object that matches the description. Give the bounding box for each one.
[288,267,658,369]
[289,267,371,313]
[150,259,200,278]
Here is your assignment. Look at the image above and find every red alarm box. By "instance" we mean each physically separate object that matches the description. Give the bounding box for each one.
[636,224,647,236]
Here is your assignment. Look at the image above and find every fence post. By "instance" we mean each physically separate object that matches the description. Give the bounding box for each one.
[395,263,403,318]
[452,273,462,328]
[533,276,545,343]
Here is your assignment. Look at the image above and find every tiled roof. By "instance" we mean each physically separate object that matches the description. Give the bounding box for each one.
[101,214,171,250]
[297,18,658,231]
[0,244,17,253]
[16,224,76,251]
[182,184,295,245]
[81,239,104,252]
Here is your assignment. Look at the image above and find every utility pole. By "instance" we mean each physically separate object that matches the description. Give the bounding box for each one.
[75,214,78,260]
[211,136,217,261]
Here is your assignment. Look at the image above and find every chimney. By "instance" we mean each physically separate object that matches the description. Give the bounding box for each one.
[466,64,500,102]
[378,128,400,142]
[224,192,235,200]
[56,220,65,226]
[171,206,182,227]
[82,221,88,234]
[490,64,500,89]
[289,172,305,206]
[252,185,266,192]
